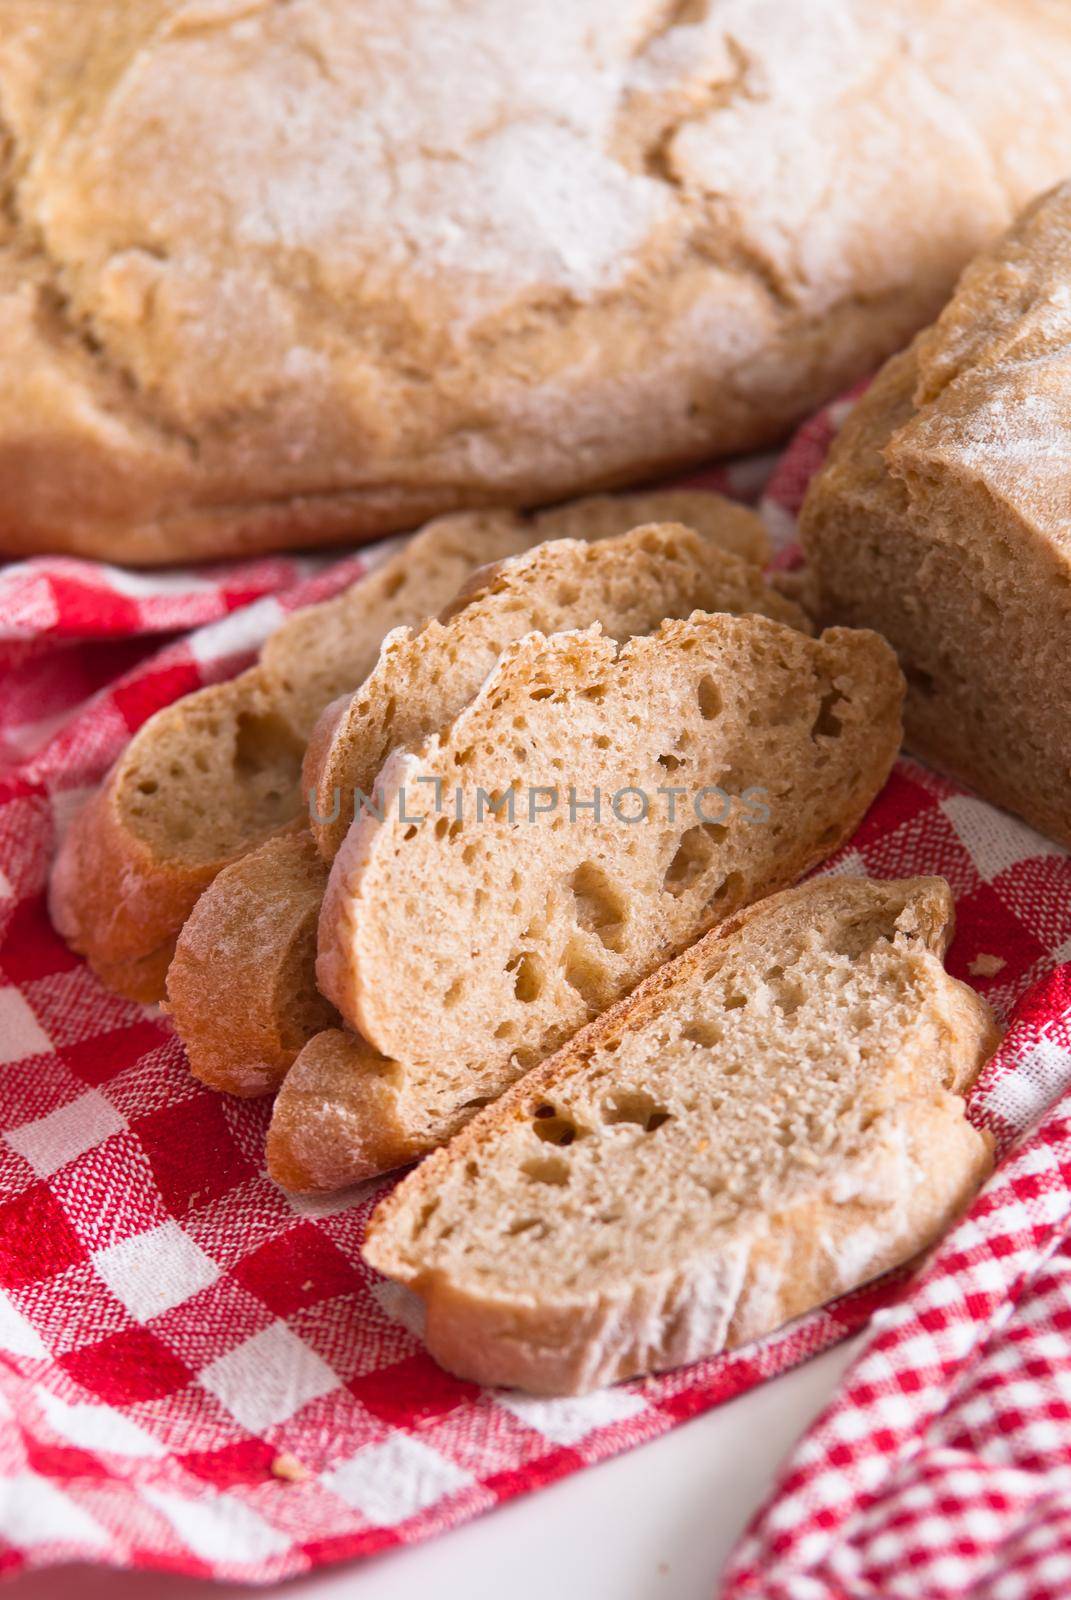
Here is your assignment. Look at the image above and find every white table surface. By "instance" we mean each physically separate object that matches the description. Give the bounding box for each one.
[9,1333,863,1600]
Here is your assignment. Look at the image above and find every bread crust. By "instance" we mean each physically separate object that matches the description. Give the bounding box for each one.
[165,825,335,1096]
[364,877,999,1395]
[800,181,1071,846]
[4,3,1071,562]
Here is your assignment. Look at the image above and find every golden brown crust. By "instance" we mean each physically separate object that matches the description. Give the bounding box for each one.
[4,3,1071,562]
[266,1030,423,1192]
[166,826,335,1097]
[48,779,203,1004]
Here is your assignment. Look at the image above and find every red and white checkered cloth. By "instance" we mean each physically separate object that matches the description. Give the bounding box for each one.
[0,417,1068,1592]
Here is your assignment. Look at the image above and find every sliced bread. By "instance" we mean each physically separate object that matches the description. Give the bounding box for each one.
[48,511,530,1001]
[52,489,767,1002]
[306,521,807,860]
[364,876,998,1395]
[313,614,905,1179]
[170,520,805,1097]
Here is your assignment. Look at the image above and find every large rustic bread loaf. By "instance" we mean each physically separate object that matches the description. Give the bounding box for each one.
[799,181,1071,848]
[364,876,998,1395]
[310,615,904,1181]
[53,488,753,1001]
[170,517,805,1098]
[4,3,1071,563]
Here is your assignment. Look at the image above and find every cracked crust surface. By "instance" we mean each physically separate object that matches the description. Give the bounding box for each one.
[4,1,1071,562]
[364,876,999,1395]
[799,180,1071,846]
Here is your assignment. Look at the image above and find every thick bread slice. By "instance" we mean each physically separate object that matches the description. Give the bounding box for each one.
[51,488,766,1002]
[799,181,1071,846]
[172,519,802,1098]
[165,826,335,1098]
[314,614,905,1179]
[267,1030,429,1194]
[364,876,999,1396]
[307,521,805,859]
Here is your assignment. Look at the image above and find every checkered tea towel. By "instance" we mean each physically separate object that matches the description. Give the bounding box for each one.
[0,421,1068,1590]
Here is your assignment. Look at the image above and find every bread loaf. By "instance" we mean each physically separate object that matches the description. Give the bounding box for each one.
[5,3,1071,562]
[170,516,803,1098]
[799,181,1071,847]
[311,614,904,1180]
[364,876,998,1395]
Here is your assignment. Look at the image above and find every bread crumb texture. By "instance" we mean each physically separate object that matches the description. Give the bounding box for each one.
[365,876,998,1394]
[315,612,904,1170]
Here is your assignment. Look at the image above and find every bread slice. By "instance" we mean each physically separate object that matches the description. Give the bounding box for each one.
[51,489,767,1002]
[799,181,1071,846]
[307,521,807,859]
[171,520,805,1098]
[312,614,905,1181]
[364,876,998,1396]
[165,825,336,1098]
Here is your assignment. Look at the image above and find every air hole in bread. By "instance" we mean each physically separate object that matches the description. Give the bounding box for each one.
[522,1156,570,1186]
[444,976,464,1008]
[509,952,545,1003]
[696,675,722,720]
[724,993,747,1010]
[562,936,610,1009]
[601,1090,670,1132]
[382,570,407,599]
[570,862,627,952]
[663,824,723,897]
[506,1217,546,1237]
[556,583,580,606]
[137,780,158,796]
[658,752,683,772]
[530,1109,577,1147]
[233,709,304,784]
[494,1021,516,1040]
[435,816,450,839]
[811,690,845,740]
[681,1019,722,1047]
[708,870,743,909]
[904,662,937,696]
